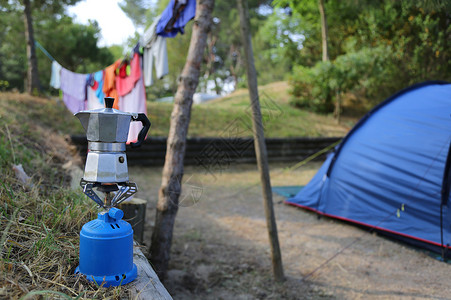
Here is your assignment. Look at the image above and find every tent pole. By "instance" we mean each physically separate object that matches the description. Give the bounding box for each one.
[237,0,284,282]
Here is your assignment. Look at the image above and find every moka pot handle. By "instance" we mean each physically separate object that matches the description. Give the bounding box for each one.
[130,113,151,148]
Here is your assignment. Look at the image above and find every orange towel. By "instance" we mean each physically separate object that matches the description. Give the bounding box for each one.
[103,59,122,109]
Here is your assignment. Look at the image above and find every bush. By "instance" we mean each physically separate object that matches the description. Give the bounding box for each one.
[289,46,398,114]
[289,64,334,113]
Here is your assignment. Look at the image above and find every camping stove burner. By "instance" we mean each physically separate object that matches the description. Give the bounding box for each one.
[80,179,137,209]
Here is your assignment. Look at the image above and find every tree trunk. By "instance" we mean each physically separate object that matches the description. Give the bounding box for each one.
[23,0,40,94]
[318,0,329,62]
[229,45,241,91]
[237,0,285,282]
[149,0,214,281]
[334,91,341,124]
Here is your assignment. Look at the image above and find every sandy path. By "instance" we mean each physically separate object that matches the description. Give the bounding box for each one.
[130,162,451,300]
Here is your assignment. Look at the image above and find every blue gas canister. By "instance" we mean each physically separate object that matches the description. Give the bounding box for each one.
[75,208,137,287]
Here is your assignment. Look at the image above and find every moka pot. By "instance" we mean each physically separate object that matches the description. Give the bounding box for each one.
[75,97,150,184]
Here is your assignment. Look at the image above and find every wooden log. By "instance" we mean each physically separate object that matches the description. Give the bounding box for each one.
[130,243,173,300]
[119,198,147,245]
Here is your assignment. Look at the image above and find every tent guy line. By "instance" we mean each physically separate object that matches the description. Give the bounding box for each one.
[214,139,342,202]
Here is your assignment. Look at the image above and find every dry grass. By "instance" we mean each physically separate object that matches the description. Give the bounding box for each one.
[0,183,134,299]
[0,94,131,299]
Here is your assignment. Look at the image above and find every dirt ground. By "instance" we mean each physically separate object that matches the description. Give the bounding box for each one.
[130,162,451,300]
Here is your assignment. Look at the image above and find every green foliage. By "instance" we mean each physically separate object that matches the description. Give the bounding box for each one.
[0,0,116,93]
[2,0,448,109]
[195,0,273,93]
[0,5,27,91]
[30,0,81,15]
[36,17,114,91]
[290,46,399,112]
[273,0,325,65]
[118,0,156,29]
[287,0,451,113]
[290,63,332,113]
[252,9,300,85]
[107,45,125,61]
[0,80,9,91]
[139,0,274,96]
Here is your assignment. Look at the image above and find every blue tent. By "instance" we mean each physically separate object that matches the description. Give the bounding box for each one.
[286,81,451,253]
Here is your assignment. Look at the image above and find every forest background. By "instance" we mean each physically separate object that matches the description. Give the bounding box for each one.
[0,0,449,115]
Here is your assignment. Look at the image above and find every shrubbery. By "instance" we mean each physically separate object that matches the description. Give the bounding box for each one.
[286,1,450,115]
[289,46,397,114]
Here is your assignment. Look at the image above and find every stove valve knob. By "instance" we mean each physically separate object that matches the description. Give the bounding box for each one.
[108,207,124,221]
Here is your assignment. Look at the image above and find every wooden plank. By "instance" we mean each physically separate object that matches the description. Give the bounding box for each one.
[126,147,331,158]
[71,135,339,167]
[70,134,341,146]
[129,244,173,300]
[76,151,329,166]
[130,152,329,167]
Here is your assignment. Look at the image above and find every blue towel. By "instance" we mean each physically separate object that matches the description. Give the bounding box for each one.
[94,71,105,104]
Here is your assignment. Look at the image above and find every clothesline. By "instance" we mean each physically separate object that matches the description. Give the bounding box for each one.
[35,40,55,62]
[36,0,196,143]
[40,0,196,94]
[37,0,195,81]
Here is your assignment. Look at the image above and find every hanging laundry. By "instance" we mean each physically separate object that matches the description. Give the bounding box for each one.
[116,53,142,97]
[156,0,195,38]
[118,76,147,144]
[60,68,87,114]
[50,61,62,89]
[141,16,169,87]
[133,43,142,57]
[86,84,104,110]
[87,73,95,89]
[103,59,122,109]
[93,70,105,103]
[117,60,129,78]
[86,73,103,110]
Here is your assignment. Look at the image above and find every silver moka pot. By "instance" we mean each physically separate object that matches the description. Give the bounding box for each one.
[75,97,150,208]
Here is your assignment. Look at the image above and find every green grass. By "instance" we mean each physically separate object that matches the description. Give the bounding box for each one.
[0,81,351,139]
[148,81,350,138]
[0,93,84,136]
